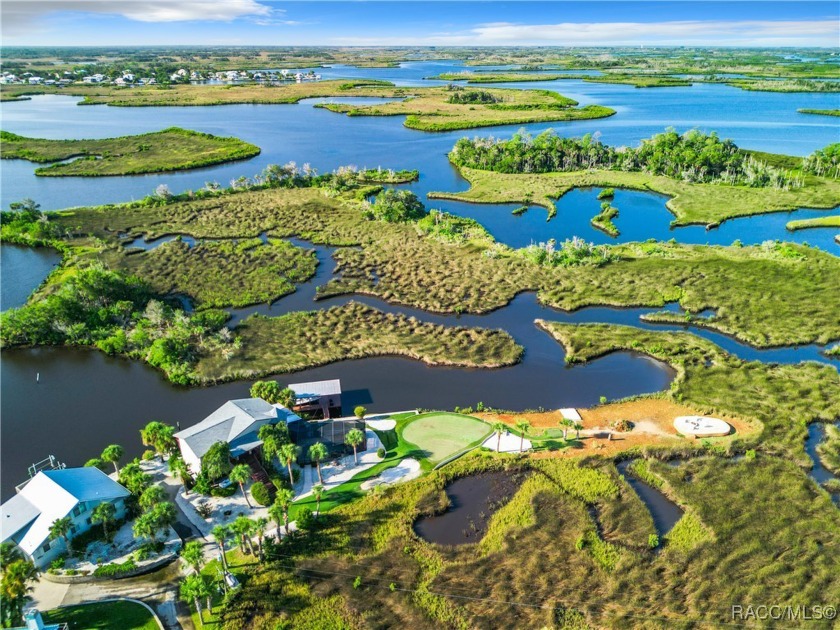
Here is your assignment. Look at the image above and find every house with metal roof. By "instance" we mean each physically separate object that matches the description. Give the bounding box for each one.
[174,398,300,475]
[288,379,342,418]
[0,468,130,570]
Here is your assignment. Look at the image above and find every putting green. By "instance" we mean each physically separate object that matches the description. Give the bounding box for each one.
[401,412,491,463]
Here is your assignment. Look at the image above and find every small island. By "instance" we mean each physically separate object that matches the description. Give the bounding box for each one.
[0,127,261,176]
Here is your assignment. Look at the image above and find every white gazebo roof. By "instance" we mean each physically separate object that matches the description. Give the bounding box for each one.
[674,416,731,438]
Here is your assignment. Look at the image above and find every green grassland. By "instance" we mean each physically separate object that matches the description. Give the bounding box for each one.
[0,128,260,176]
[817,424,840,476]
[49,185,840,348]
[0,79,399,106]
[429,164,840,227]
[727,79,840,93]
[314,86,614,131]
[103,237,317,309]
[0,81,614,132]
[798,108,840,117]
[193,302,522,383]
[430,71,692,88]
[786,215,840,231]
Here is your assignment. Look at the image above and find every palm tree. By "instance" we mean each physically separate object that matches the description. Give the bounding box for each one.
[231,516,256,556]
[49,516,73,557]
[141,421,176,461]
[308,442,328,484]
[229,464,253,509]
[254,517,269,561]
[491,422,507,452]
[211,525,230,571]
[559,418,574,440]
[0,559,38,628]
[101,444,125,473]
[169,455,191,491]
[345,428,365,464]
[514,420,531,453]
[180,540,205,573]
[311,484,325,517]
[279,443,298,486]
[139,485,167,511]
[573,421,583,439]
[181,574,210,627]
[272,489,295,536]
[258,424,282,466]
[91,502,116,541]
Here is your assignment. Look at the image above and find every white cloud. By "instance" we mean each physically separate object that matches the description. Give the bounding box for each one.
[2,0,274,31]
[333,19,840,47]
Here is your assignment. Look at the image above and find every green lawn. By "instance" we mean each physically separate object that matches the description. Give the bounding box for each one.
[42,600,158,630]
[400,412,491,464]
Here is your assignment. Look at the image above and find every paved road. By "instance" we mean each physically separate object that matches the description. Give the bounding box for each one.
[30,562,194,629]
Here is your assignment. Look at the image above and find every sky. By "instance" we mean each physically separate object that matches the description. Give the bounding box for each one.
[2,1,839,48]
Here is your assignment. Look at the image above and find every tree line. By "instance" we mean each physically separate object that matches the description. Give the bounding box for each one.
[450,128,809,189]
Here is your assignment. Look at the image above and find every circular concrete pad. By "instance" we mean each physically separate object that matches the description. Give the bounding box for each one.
[674,415,731,437]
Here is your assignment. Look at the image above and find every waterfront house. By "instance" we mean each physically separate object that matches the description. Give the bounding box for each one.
[174,398,300,475]
[0,468,130,570]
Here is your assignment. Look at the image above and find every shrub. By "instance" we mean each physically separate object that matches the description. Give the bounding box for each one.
[195,500,212,519]
[211,485,236,498]
[50,557,66,571]
[354,405,367,419]
[648,534,660,549]
[250,481,272,507]
[142,450,156,461]
[363,189,426,223]
[93,558,138,578]
[612,419,634,432]
[377,447,386,459]
[297,507,316,531]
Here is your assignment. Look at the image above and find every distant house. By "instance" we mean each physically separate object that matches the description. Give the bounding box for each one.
[27,77,43,85]
[174,398,300,475]
[288,379,342,418]
[0,468,130,570]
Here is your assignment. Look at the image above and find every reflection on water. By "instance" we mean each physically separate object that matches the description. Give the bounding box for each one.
[0,244,61,310]
[413,471,526,545]
[805,423,840,506]
[617,460,684,536]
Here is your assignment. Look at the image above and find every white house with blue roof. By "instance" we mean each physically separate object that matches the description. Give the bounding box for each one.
[0,467,130,570]
[174,398,300,475]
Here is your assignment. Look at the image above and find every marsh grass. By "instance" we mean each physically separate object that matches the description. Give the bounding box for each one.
[0,128,259,176]
[105,237,317,308]
[538,321,840,461]
[53,184,840,346]
[786,214,840,231]
[219,443,840,629]
[194,302,523,383]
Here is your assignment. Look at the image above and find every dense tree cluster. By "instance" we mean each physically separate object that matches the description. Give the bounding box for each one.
[803,143,840,179]
[0,265,236,385]
[363,189,427,223]
[451,128,800,188]
[447,90,500,105]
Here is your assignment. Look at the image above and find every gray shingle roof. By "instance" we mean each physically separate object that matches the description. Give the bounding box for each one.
[174,398,281,460]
